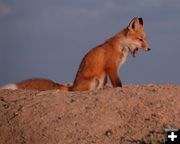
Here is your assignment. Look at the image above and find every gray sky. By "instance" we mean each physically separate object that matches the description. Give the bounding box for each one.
[0,0,180,86]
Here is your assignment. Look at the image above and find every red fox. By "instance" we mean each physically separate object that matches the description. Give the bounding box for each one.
[0,17,150,91]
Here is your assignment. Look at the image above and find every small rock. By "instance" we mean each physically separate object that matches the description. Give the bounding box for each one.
[105,129,113,137]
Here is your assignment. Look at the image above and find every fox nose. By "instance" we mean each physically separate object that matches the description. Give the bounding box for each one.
[147,48,151,51]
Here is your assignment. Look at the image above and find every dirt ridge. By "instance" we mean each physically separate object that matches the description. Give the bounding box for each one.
[0,84,180,144]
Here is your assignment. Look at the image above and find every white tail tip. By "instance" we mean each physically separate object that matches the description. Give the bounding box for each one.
[0,84,18,90]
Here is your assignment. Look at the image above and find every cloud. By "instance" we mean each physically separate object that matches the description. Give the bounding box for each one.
[0,2,11,17]
[135,0,164,7]
[63,0,165,18]
[66,7,99,17]
[101,0,165,11]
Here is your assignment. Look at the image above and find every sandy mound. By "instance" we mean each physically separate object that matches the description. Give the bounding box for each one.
[0,84,180,144]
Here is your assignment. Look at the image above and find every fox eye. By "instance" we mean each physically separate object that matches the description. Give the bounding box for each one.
[138,38,143,41]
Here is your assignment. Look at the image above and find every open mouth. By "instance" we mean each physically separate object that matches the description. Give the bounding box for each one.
[132,48,139,57]
[130,47,151,57]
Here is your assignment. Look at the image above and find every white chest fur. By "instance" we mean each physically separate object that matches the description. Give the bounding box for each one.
[116,47,129,69]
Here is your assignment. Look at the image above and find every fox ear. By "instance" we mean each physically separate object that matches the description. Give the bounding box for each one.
[138,17,143,26]
[128,17,143,31]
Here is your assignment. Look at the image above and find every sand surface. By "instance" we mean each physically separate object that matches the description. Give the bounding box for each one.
[0,84,180,144]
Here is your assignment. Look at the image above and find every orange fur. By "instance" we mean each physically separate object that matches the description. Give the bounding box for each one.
[17,78,69,91]
[1,17,150,91]
[71,17,150,91]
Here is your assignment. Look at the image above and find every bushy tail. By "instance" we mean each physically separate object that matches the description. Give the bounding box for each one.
[57,84,71,91]
[0,84,18,90]
[0,79,72,91]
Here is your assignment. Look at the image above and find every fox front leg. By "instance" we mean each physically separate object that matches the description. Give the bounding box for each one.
[106,67,122,87]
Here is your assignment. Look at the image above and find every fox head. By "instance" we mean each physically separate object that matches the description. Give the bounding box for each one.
[124,17,150,57]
